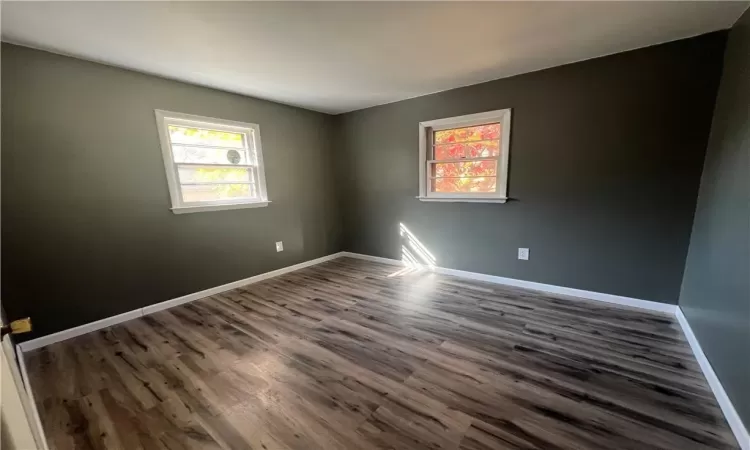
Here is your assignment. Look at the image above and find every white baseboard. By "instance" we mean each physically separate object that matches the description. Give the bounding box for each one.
[341,252,406,267]
[17,252,345,353]
[16,348,50,450]
[676,307,749,450]
[340,252,676,314]
[18,308,143,353]
[140,252,344,316]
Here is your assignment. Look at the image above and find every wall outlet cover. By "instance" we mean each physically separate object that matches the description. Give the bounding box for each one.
[276,241,284,252]
[518,248,529,260]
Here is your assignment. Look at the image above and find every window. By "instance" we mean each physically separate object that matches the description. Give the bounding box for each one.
[154,110,269,214]
[418,109,511,203]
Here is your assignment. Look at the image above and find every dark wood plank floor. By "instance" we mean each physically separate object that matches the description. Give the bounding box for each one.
[25,257,738,449]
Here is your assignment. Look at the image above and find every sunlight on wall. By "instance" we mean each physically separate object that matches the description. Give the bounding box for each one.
[388,223,437,277]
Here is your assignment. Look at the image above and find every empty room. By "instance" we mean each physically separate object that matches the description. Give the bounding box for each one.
[1,1,749,449]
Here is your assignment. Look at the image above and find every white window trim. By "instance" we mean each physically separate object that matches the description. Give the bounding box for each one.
[417,108,512,203]
[154,110,270,214]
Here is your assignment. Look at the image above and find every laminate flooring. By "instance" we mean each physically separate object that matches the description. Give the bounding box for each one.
[25,257,739,449]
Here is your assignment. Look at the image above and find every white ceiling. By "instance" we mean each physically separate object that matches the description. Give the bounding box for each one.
[2,1,747,114]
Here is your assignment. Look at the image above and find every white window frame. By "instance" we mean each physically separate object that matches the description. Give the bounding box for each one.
[154,110,269,214]
[417,108,512,203]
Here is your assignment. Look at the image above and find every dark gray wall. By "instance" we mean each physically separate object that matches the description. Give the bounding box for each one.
[335,32,727,304]
[679,9,750,429]
[1,44,341,339]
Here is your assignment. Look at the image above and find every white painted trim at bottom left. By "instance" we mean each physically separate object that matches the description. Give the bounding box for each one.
[17,346,50,450]
[17,309,143,354]
[17,252,345,353]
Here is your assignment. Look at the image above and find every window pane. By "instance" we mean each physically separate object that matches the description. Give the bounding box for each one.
[180,183,256,203]
[172,145,252,165]
[434,141,500,160]
[434,144,464,160]
[169,125,245,149]
[434,123,500,145]
[431,161,497,178]
[432,177,497,193]
[178,167,252,184]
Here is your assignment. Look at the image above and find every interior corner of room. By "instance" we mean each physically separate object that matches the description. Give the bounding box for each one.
[1,2,748,449]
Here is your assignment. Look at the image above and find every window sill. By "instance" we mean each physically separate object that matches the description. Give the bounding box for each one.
[171,201,270,214]
[416,196,508,204]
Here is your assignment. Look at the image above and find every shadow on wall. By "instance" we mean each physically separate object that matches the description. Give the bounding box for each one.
[388,223,437,277]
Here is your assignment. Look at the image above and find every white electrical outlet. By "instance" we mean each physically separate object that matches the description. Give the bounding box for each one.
[518,248,529,260]
[276,241,284,252]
